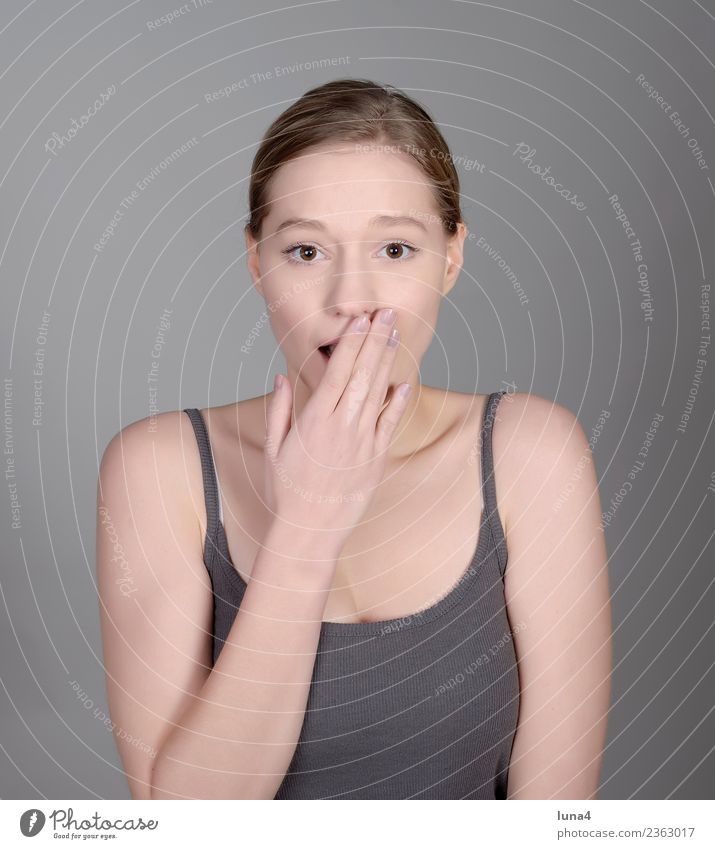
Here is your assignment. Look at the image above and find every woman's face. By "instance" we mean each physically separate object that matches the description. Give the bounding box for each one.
[245,141,466,398]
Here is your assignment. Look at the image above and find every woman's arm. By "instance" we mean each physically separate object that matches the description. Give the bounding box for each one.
[150,519,336,800]
[97,412,338,800]
[496,393,613,799]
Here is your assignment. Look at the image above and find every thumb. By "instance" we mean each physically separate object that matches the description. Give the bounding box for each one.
[265,373,292,462]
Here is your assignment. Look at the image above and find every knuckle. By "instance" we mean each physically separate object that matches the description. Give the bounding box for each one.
[351,364,373,384]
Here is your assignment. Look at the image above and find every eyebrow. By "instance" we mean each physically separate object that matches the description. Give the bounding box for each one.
[274,214,429,235]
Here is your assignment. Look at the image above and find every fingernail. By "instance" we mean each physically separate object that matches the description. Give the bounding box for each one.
[387,328,400,347]
[380,308,395,324]
[398,383,412,398]
[353,315,370,331]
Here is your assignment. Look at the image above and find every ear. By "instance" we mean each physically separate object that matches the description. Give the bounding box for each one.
[245,227,264,298]
[441,221,467,297]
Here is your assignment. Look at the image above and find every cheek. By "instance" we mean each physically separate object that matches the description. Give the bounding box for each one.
[399,288,441,331]
[412,322,439,360]
[264,296,314,359]
[396,296,440,357]
[392,316,434,364]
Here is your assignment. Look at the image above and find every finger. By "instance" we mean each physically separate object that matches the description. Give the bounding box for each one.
[312,315,371,414]
[334,308,397,422]
[374,382,413,455]
[359,326,400,429]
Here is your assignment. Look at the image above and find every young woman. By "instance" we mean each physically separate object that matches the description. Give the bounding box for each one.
[97,78,612,800]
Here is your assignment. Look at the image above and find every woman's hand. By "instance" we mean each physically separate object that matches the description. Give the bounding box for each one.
[263,310,412,554]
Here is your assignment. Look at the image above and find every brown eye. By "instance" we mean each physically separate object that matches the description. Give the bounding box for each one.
[298,245,317,261]
[377,240,418,260]
[282,243,326,264]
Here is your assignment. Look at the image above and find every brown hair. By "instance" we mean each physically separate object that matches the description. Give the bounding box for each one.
[244,78,463,242]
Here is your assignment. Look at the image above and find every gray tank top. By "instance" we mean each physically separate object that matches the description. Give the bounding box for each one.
[183,390,519,799]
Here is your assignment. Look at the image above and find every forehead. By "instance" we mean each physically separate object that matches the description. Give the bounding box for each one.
[263,143,440,230]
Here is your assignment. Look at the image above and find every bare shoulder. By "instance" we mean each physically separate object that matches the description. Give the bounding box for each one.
[101,409,204,516]
[490,391,589,531]
[493,390,586,456]
[101,407,198,461]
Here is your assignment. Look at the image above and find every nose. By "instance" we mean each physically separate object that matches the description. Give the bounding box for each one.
[337,305,376,323]
[330,305,394,336]
[324,237,401,327]
[327,275,378,322]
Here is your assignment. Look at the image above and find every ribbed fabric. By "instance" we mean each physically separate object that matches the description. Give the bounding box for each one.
[183,390,519,799]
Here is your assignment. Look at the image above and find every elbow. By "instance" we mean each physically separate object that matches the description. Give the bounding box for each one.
[147,753,274,800]
[146,737,284,800]
[146,751,175,800]
[147,755,185,800]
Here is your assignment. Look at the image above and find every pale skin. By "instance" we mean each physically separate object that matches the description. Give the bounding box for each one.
[97,141,612,799]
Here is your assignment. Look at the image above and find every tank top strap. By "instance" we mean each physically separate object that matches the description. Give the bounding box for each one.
[183,408,223,567]
[480,391,509,577]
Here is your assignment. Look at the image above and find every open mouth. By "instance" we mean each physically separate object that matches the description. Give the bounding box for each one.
[317,339,339,361]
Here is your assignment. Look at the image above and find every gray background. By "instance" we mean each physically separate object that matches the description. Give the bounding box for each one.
[1,0,714,800]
